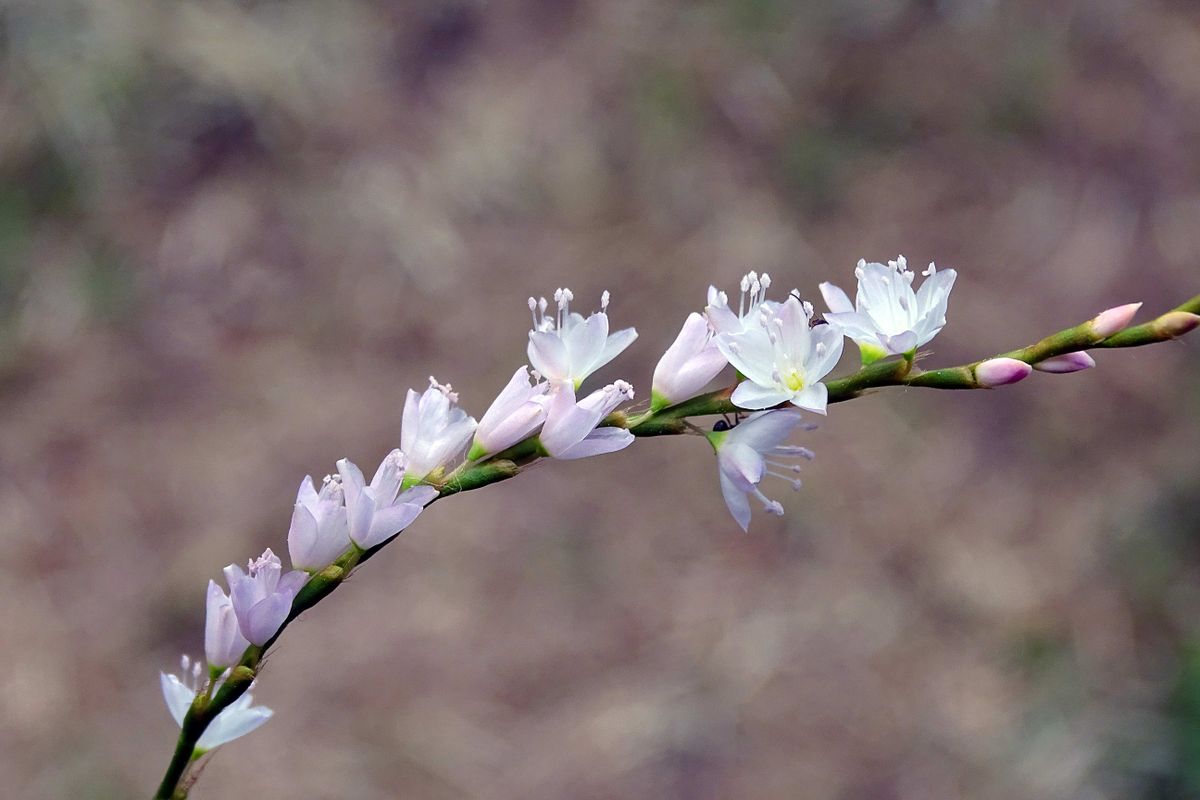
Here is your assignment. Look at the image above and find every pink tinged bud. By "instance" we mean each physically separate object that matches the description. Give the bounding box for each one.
[1091,302,1142,338]
[1033,351,1096,374]
[975,357,1032,387]
[1156,311,1200,339]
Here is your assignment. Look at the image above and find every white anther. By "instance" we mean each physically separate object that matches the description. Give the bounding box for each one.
[923,262,936,277]
[600,290,610,310]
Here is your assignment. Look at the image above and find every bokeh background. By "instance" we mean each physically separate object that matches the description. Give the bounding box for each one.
[3,1,1200,798]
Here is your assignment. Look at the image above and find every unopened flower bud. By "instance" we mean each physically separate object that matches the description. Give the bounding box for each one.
[975,357,1032,387]
[1090,302,1141,338]
[1033,351,1096,374]
[1153,311,1200,340]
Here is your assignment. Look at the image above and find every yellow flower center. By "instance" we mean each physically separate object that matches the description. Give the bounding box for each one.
[784,369,805,392]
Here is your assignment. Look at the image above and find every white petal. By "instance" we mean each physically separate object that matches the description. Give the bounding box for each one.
[277,569,308,598]
[527,331,571,383]
[198,705,273,751]
[774,297,813,367]
[347,487,377,548]
[285,504,321,570]
[718,471,752,532]
[653,314,727,403]
[478,367,538,432]
[539,386,597,456]
[336,459,366,511]
[654,313,708,380]
[705,303,741,335]
[361,503,426,549]
[160,673,194,727]
[822,311,882,343]
[915,267,957,319]
[791,383,828,415]
[368,451,405,503]
[398,485,439,507]
[554,427,634,460]
[563,312,609,378]
[805,324,845,381]
[593,327,638,375]
[295,476,318,509]
[244,595,291,646]
[819,281,855,314]
[718,328,777,386]
[881,330,917,355]
[720,442,765,489]
[728,409,805,452]
[400,389,422,455]
[228,570,260,625]
[730,380,792,410]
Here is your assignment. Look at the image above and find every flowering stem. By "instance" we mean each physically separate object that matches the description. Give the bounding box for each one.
[152,292,1198,800]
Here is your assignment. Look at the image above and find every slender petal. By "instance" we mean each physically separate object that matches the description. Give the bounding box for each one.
[791,383,828,414]
[198,703,273,752]
[160,673,193,726]
[819,282,855,314]
[527,331,571,383]
[592,327,638,376]
[362,502,426,548]
[730,381,792,410]
[718,471,753,532]
[555,427,635,460]
[205,580,249,669]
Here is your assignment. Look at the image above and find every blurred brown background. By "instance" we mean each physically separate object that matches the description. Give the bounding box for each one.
[2,1,1200,798]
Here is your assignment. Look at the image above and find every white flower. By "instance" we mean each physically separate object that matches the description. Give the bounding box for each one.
[161,655,273,754]
[223,548,307,646]
[705,271,790,336]
[717,295,844,414]
[538,381,636,459]
[286,475,351,571]
[819,256,957,363]
[650,312,729,411]
[706,410,815,531]
[204,580,250,670]
[337,451,438,550]
[469,366,549,458]
[527,289,638,388]
[400,377,477,481]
